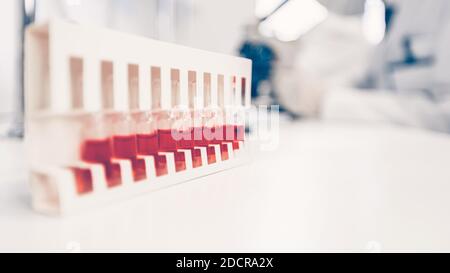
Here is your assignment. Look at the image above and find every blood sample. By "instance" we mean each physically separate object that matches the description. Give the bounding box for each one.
[177,127,193,149]
[207,146,216,164]
[153,68,192,172]
[81,138,112,163]
[194,72,223,163]
[131,158,146,181]
[104,161,122,187]
[80,138,123,187]
[193,126,206,146]
[158,128,178,151]
[136,132,158,155]
[112,134,137,158]
[70,167,93,194]
[220,143,229,161]
[110,113,147,182]
[80,115,123,188]
[191,148,203,168]
[154,154,168,176]
[174,151,186,172]
[157,121,190,172]
[133,101,160,178]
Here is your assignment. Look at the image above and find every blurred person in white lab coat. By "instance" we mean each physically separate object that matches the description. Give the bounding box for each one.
[275,0,450,132]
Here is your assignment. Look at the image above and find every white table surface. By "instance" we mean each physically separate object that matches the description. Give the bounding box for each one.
[1,121,450,252]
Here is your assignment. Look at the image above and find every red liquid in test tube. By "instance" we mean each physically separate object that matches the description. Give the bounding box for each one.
[80,138,123,188]
[104,161,122,187]
[81,138,111,162]
[220,143,229,160]
[196,126,216,164]
[191,148,202,168]
[178,128,193,149]
[154,154,168,176]
[136,133,159,155]
[70,167,93,194]
[133,109,166,176]
[158,129,178,151]
[157,128,188,172]
[112,134,147,181]
[112,135,137,158]
[136,132,168,177]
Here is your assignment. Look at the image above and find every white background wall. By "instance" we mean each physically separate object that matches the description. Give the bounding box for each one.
[177,0,255,55]
[34,0,255,54]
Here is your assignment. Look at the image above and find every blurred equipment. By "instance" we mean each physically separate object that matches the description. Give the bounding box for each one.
[324,0,450,132]
[238,0,302,118]
[239,38,276,100]
[247,0,450,132]
[242,0,371,117]
[7,0,35,138]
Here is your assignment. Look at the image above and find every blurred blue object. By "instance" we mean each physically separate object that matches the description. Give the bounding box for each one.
[239,41,276,99]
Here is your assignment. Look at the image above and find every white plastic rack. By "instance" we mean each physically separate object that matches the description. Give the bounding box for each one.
[25,20,252,215]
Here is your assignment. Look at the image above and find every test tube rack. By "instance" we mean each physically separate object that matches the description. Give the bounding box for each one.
[25,20,252,215]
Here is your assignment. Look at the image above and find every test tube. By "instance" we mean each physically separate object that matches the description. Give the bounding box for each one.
[78,60,121,189]
[188,71,203,168]
[217,74,229,160]
[200,72,223,164]
[153,67,188,172]
[147,67,168,176]
[133,65,158,157]
[235,77,246,143]
[229,76,246,150]
[168,68,192,172]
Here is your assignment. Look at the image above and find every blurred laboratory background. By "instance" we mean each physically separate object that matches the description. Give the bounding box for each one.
[2,0,450,137]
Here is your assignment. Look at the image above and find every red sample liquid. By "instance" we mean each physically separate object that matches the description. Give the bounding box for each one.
[158,129,190,172]
[174,151,186,172]
[136,132,168,176]
[176,128,200,169]
[211,125,223,144]
[137,133,159,155]
[112,135,138,158]
[232,141,240,150]
[112,134,147,181]
[131,158,147,181]
[80,138,122,188]
[220,143,229,161]
[70,167,93,194]
[222,125,239,150]
[154,154,168,176]
[81,138,111,162]
[158,129,178,151]
[191,149,202,168]
[189,128,203,168]
[193,126,207,146]
[207,146,216,164]
[192,126,216,164]
[178,128,194,149]
[104,161,122,187]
